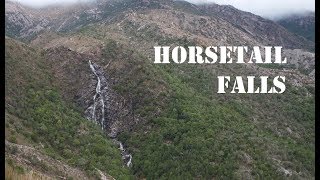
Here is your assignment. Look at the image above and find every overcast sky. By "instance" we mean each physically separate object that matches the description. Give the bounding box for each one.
[10,0,315,19]
[186,0,315,19]
[10,0,93,7]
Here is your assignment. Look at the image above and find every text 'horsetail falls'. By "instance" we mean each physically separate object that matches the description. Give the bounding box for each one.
[86,60,132,167]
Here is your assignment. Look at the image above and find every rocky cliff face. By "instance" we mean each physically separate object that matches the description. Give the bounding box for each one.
[45,47,138,137]
[5,0,105,40]
[5,0,48,40]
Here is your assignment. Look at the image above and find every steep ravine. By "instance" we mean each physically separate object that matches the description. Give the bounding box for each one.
[86,60,132,167]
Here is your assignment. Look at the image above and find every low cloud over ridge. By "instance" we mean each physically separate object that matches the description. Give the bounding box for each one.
[9,0,315,19]
[186,0,314,19]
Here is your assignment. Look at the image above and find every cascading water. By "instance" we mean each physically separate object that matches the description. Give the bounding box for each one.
[114,140,132,167]
[87,60,132,167]
[88,61,108,130]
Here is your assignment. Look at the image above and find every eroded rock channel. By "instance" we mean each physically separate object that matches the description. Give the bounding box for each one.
[46,47,136,168]
[86,60,132,167]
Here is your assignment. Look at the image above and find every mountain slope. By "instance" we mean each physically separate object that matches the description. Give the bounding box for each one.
[5,0,315,51]
[198,3,314,51]
[277,12,315,42]
[32,30,314,178]
[5,0,315,179]
[5,37,133,179]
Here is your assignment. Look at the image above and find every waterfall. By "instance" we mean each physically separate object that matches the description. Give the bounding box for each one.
[114,140,132,167]
[126,154,132,167]
[88,60,106,130]
[87,60,132,168]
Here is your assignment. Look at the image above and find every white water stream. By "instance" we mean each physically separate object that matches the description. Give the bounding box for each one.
[88,60,132,167]
[89,60,106,130]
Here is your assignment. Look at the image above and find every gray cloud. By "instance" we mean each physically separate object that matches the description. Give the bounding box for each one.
[9,0,315,19]
[185,0,315,19]
[9,0,94,8]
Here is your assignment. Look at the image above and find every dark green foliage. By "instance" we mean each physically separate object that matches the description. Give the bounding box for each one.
[5,26,314,179]
[5,38,133,179]
[112,50,314,178]
[8,136,17,143]
[257,63,295,70]
[13,88,133,179]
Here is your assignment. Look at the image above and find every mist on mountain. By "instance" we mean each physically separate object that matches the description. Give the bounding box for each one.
[9,0,315,19]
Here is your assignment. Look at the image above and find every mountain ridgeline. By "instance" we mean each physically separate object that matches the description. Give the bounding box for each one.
[277,12,315,42]
[5,0,315,179]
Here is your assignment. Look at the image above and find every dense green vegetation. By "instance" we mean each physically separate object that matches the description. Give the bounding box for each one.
[6,19,315,179]
[119,63,314,178]
[257,63,295,70]
[98,42,314,178]
[5,38,133,179]
[5,0,315,178]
